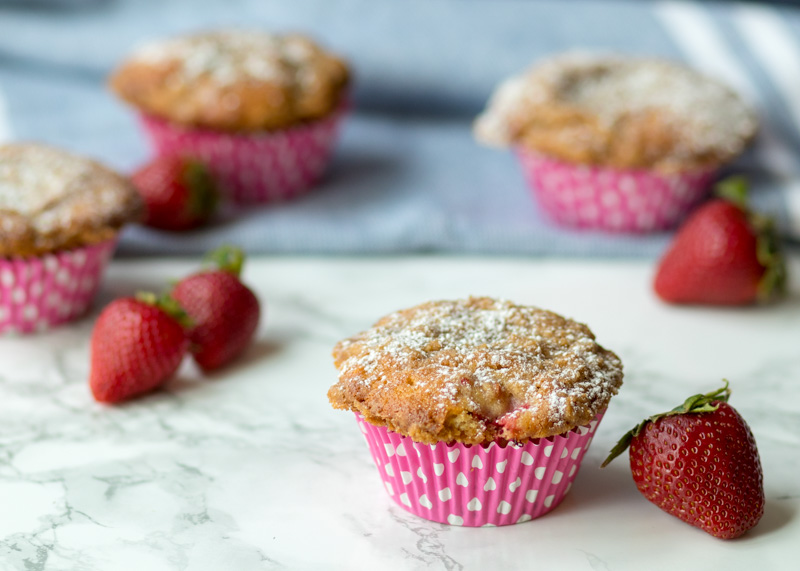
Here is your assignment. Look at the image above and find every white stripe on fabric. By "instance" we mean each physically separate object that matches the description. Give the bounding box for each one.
[733,6,800,133]
[654,1,757,100]
[655,1,800,238]
[0,87,11,143]
[654,1,794,167]
[732,5,800,237]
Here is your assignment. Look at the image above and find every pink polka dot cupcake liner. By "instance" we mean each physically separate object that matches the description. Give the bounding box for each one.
[0,239,117,335]
[139,107,347,205]
[356,411,604,527]
[517,150,717,232]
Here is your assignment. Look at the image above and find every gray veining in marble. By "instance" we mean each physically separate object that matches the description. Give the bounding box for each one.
[1,256,799,570]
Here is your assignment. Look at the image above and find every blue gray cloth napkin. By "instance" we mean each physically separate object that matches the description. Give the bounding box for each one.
[1,0,799,256]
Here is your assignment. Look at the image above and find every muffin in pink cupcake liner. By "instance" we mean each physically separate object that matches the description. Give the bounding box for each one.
[0,239,117,335]
[517,150,717,233]
[356,411,605,527]
[139,107,347,205]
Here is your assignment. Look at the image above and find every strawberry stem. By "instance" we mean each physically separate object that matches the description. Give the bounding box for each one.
[182,160,219,219]
[135,291,193,329]
[601,380,731,467]
[715,176,787,303]
[714,176,749,210]
[205,245,245,277]
[752,212,788,303]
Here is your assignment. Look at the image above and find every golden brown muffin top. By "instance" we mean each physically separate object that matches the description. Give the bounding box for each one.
[474,53,757,172]
[329,297,623,445]
[0,143,142,258]
[109,30,350,132]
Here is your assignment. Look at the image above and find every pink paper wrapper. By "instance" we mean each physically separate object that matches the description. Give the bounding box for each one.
[0,239,116,335]
[356,411,604,527]
[517,150,717,232]
[139,107,346,204]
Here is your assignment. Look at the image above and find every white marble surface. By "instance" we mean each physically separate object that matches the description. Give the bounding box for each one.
[1,255,800,571]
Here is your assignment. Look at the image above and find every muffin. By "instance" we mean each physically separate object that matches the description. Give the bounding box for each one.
[329,297,623,526]
[0,143,142,334]
[110,30,350,204]
[474,53,758,232]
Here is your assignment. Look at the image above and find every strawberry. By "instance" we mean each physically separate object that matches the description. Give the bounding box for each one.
[131,155,218,231]
[172,246,260,371]
[653,177,787,305]
[89,294,190,403]
[603,382,764,539]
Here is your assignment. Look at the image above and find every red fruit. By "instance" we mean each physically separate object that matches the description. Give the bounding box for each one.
[653,177,786,305]
[89,295,189,403]
[603,382,764,539]
[131,155,218,231]
[172,246,260,371]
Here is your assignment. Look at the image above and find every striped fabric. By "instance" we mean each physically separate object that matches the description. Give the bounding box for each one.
[657,1,800,239]
[0,0,798,256]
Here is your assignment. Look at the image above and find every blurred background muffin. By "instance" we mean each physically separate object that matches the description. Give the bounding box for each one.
[0,143,142,334]
[475,53,758,233]
[110,30,350,204]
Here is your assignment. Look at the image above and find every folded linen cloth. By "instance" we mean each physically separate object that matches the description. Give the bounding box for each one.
[0,0,798,256]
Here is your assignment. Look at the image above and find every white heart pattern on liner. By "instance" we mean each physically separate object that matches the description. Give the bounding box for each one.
[356,411,605,526]
[467,498,482,511]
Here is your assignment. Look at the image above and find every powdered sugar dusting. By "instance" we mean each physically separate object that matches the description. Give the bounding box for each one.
[0,149,91,216]
[131,31,318,86]
[475,52,757,166]
[0,144,140,256]
[330,298,623,444]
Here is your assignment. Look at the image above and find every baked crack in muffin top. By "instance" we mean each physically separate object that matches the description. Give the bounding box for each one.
[110,30,350,132]
[0,143,142,258]
[474,53,757,172]
[330,297,623,444]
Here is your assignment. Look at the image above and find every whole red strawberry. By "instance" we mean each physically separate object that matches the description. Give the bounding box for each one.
[90,294,189,403]
[131,155,218,231]
[172,246,260,371]
[603,382,764,539]
[654,177,786,305]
